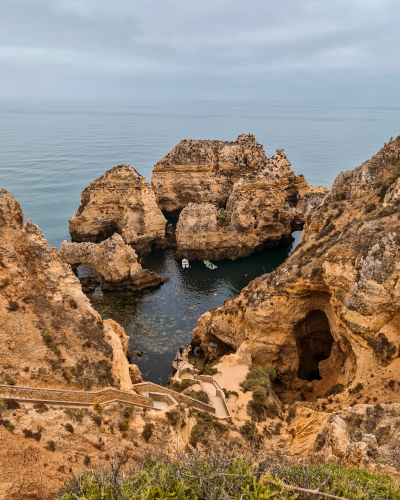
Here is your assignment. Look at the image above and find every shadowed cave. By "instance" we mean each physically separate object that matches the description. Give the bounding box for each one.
[294,310,334,382]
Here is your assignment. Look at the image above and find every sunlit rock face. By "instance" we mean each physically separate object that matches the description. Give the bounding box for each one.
[69,163,167,253]
[0,188,138,392]
[192,136,400,400]
[60,234,163,291]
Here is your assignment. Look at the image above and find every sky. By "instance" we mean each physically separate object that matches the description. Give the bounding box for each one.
[0,0,399,101]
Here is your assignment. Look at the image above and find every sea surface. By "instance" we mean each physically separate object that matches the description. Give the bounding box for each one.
[1,100,400,383]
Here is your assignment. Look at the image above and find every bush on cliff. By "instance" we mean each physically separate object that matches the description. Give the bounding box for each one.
[58,453,400,500]
[240,364,278,420]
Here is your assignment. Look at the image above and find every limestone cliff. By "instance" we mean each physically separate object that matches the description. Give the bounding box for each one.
[60,234,163,291]
[192,136,400,400]
[175,149,328,260]
[0,189,138,392]
[69,164,167,253]
[151,133,273,214]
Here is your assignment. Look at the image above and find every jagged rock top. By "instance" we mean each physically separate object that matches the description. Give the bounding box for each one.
[153,134,268,172]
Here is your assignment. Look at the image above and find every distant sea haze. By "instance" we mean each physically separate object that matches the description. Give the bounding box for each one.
[1,100,399,249]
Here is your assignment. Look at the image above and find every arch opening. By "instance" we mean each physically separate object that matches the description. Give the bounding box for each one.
[294,310,334,382]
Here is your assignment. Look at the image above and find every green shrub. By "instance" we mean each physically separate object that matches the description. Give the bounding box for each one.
[93,403,103,414]
[168,379,197,393]
[119,419,129,432]
[0,399,8,413]
[190,412,228,447]
[188,390,209,404]
[240,420,259,442]
[41,331,61,357]
[5,374,16,386]
[323,383,345,398]
[336,192,346,200]
[201,364,219,376]
[165,409,180,426]
[33,403,48,413]
[240,364,278,419]
[122,405,134,419]
[377,205,397,218]
[366,202,376,213]
[370,333,397,360]
[58,454,400,500]
[142,422,154,442]
[64,409,84,423]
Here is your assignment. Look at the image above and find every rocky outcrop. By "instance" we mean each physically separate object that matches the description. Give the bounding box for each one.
[151,134,268,214]
[60,234,163,291]
[191,137,400,400]
[175,149,328,260]
[0,189,141,392]
[69,164,167,253]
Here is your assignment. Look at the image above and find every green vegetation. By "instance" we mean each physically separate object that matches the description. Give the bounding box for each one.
[41,331,62,357]
[142,422,154,442]
[93,403,103,414]
[336,192,346,200]
[190,411,228,447]
[122,406,134,419]
[58,455,400,500]
[240,420,259,442]
[323,383,345,398]
[240,364,278,420]
[200,363,219,376]
[366,202,376,213]
[370,332,397,360]
[216,210,232,227]
[168,379,197,392]
[0,399,8,414]
[187,390,209,404]
[165,409,180,425]
[64,408,84,423]
[4,374,16,386]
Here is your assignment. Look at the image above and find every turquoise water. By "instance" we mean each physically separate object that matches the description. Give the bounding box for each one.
[1,100,400,383]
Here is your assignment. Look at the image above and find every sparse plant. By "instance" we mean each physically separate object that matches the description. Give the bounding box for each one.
[93,403,103,413]
[142,422,154,442]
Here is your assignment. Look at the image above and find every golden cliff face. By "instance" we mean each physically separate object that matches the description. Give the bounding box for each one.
[60,234,163,291]
[69,163,167,253]
[0,189,135,392]
[175,149,328,260]
[192,137,400,400]
[151,134,271,214]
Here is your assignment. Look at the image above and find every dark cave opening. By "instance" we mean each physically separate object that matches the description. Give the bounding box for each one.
[294,310,334,382]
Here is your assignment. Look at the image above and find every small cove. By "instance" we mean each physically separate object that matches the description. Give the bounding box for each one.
[89,232,302,384]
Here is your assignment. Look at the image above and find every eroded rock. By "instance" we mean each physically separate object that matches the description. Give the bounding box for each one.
[191,136,400,399]
[60,234,163,291]
[0,188,141,391]
[69,164,167,253]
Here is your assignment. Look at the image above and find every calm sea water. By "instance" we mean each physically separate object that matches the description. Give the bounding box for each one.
[1,100,400,382]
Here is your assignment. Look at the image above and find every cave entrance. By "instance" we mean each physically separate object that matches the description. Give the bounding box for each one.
[294,310,334,382]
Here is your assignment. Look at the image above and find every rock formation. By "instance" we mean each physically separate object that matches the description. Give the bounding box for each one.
[60,234,163,291]
[0,188,140,392]
[192,136,400,401]
[151,133,269,214]
[69,164,167,253]
[175,149,328,260]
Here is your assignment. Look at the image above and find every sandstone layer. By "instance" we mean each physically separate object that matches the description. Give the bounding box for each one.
[69,164,167,253]
[60,234,163,291]
[0,189,138,392]
[175,149,328,260]
[192,136,400,401]
[151,133,269,214]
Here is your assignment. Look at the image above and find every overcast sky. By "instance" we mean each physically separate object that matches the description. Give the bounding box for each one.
[1,0,399,101]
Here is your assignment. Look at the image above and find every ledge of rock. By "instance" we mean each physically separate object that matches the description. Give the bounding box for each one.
[69,163,167,253]
[175,149,328,260]
[151,133,272,214]
[191,136,400,401]
[0,188,137,392]
[60,233,164,291]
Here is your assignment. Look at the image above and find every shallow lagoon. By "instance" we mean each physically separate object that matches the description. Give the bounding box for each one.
[91,233,301,384]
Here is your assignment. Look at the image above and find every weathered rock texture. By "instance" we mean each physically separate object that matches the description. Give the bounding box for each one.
[192,136,400,400]
[69,164,167,253]
[152,134,269,214]
[60,234,163,291]
[0,189,139,392]
[175,148,328,260]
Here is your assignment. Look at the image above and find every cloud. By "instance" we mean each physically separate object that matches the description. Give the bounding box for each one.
[0,0,399,99]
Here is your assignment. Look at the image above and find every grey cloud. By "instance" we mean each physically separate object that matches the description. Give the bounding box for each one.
[0,0,399,99]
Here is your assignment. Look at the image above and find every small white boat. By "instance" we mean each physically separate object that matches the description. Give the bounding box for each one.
[182,258,189,269]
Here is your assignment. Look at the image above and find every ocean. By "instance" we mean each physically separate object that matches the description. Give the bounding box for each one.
[1,100,400,382]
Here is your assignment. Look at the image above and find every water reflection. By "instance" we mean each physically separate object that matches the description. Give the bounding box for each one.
[91,231,302,384]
